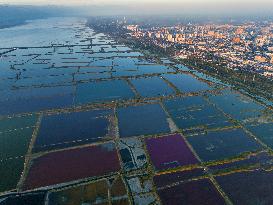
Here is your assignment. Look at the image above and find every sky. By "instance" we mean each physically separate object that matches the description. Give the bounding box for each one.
[1,0,273,16]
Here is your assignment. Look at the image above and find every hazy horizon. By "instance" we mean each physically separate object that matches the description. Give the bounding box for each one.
[1,0,273,17]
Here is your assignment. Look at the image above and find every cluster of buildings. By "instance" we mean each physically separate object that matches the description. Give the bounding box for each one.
[125,22,273,78]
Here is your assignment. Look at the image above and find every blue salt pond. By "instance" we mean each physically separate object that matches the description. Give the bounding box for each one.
[208,89,266,122]
[131,76,175,98]
[164,96,233,130]
[187,128,262,162]
[163,73,213,93]
[117,103,170,138]
[75,80,135,104]
[33,109,113,152]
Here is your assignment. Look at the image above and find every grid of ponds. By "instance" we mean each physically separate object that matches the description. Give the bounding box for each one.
[0,17,273,205]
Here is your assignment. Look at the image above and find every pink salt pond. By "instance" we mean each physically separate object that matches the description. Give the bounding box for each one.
[145,134,199,170]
